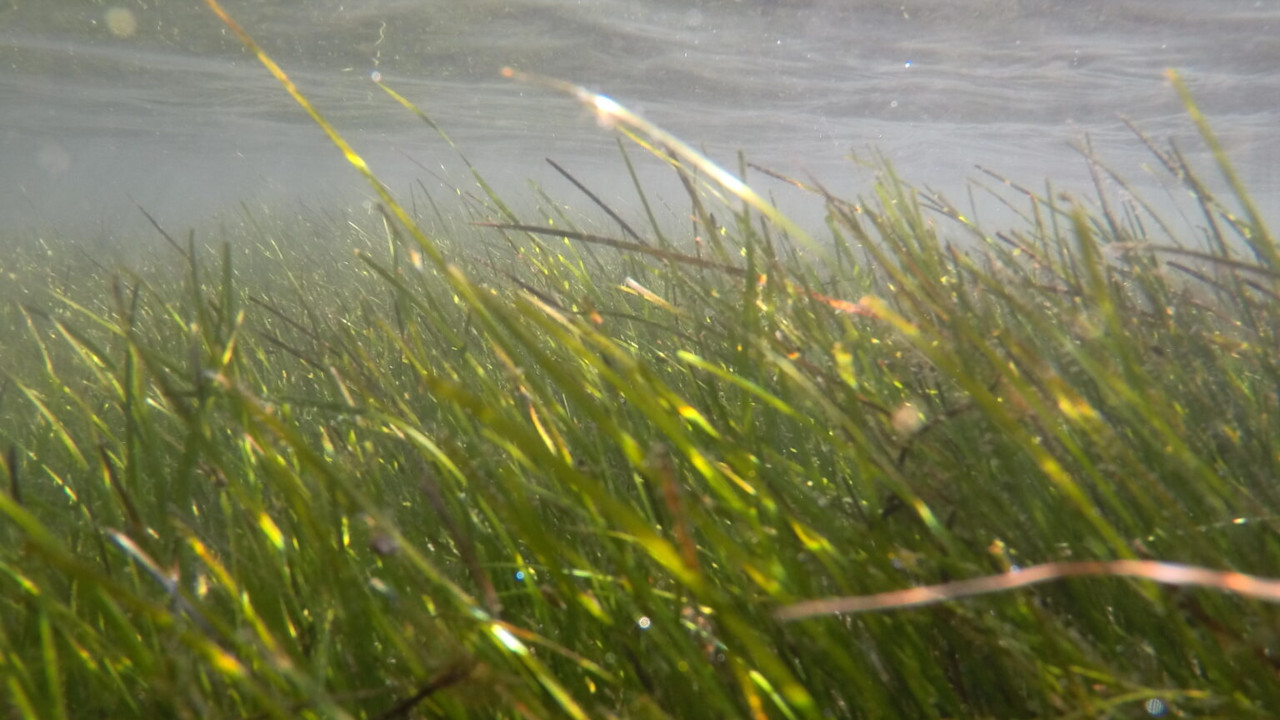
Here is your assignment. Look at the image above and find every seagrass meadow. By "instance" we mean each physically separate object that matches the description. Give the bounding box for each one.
[2,6,1279,719]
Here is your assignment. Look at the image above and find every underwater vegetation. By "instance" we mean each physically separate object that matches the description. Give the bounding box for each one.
[1,2,1277,718]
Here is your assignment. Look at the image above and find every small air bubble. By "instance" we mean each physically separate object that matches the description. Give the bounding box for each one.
[1145,698,1168,716]
[105,7,138,38]
[890,100,899,108]
[370,532,398,556]
[637,616,652,630]
[514,570,526,581]
[370,70,383,83]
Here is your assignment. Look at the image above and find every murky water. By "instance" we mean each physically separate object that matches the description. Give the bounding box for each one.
[3,0,1277,236]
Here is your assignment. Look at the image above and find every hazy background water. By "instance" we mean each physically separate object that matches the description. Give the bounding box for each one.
[2,0,1277,238]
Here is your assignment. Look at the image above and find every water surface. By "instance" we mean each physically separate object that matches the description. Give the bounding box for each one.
[2,0,1276,236]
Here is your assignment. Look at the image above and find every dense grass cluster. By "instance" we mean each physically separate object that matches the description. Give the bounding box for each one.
[2,15,1278,717]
